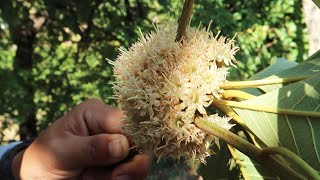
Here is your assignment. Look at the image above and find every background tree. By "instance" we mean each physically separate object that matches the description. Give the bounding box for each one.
[0,0,308,149]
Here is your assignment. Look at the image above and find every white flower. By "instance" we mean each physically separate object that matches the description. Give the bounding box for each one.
[112,22,238,167]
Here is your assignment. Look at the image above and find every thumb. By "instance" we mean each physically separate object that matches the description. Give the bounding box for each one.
[74,134,129,167]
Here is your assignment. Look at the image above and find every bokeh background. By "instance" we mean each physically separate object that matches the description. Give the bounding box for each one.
[0,0,319,178]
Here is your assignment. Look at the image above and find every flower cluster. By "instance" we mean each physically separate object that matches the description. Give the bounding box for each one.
[112,23,238,167]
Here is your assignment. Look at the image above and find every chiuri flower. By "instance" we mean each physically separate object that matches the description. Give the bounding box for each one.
[112,22,238,167]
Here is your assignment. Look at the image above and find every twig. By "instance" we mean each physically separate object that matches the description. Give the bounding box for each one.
[176,0,194,42]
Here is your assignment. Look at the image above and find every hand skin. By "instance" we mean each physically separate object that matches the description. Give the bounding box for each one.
[11,99,151,180]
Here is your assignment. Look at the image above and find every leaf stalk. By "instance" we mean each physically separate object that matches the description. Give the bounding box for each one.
[213,99,320,118]
[222,90,256,100]
[220,76,308,89]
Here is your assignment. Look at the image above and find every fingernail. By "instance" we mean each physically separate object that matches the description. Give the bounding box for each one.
[114,175,131,180]
[109,138,125,158]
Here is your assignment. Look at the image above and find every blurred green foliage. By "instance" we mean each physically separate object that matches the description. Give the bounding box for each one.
[0,0,308,142]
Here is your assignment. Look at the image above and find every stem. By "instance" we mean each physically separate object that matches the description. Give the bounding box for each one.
[222,90,256,100]
[195,118,306,180]
[176,0,194,42]
[220,76,308,89]
[213,99,320,118]
[261,147,320,180]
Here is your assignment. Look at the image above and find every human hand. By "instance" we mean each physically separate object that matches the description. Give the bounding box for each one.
[12,99,151,180]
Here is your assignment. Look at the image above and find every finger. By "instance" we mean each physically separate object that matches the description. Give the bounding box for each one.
[70,134,129,168]
[80,167,112,180]
[112,154,151,180]
[66,98,124,135]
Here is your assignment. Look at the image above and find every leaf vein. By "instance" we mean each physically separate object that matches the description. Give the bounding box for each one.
[313,102,320,112]
[247,110,269,144]
[307,117,320,166]
[247,175,278,179]
[285,115,301,157]
[264,112,280,145]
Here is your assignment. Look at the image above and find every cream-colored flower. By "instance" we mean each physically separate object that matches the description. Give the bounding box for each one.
[112,23,238,167]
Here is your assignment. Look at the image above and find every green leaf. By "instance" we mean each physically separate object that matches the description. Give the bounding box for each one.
[262,57,320,92]
[233,74,320,172]
[249,58,298,81]
[243,58,298,95]
[306,49,320,62]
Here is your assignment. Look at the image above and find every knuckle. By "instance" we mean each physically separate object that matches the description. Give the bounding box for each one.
[83,108,92,122]
[79,98,104,119]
